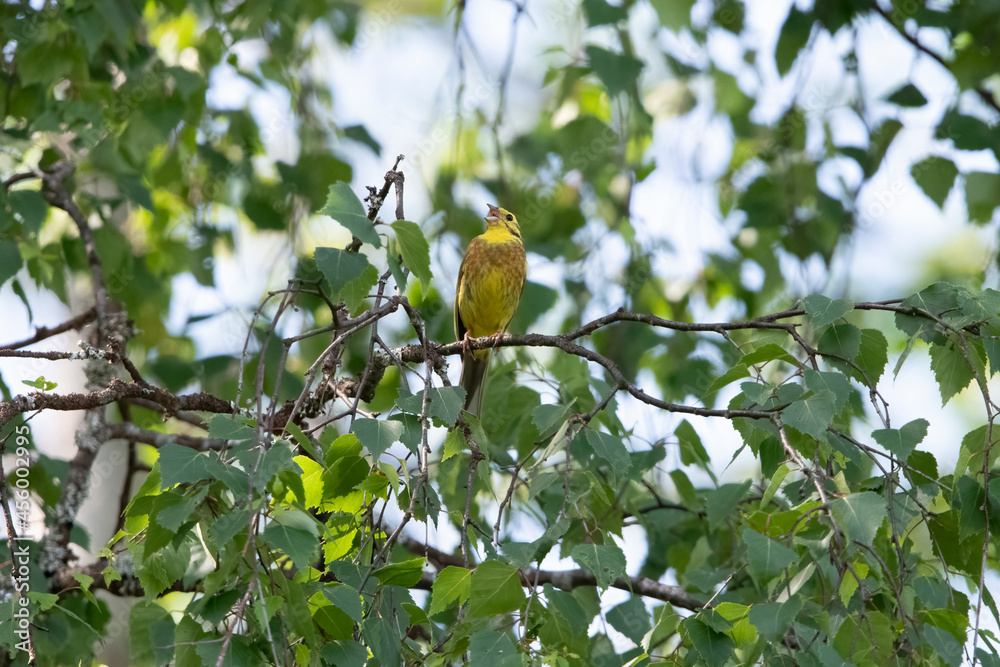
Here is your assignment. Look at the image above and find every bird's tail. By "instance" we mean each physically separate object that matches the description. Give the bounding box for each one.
[459,350,490,419]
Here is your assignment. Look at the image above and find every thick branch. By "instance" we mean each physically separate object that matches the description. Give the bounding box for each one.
[523,567,703,611]
[48,557,188,598]
[0,308,96,350]
[106,422,227,451]
[401,331,772,420]
[274,299,940,426]
[2,172,40,189]
[0,379,237,429]
[402,536,703,610]
[39,162,111,342]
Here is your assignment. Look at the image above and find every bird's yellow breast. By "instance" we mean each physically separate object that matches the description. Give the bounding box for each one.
[456,236,527,340]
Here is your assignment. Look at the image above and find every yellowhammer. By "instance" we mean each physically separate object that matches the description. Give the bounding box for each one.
[454,204,528,417]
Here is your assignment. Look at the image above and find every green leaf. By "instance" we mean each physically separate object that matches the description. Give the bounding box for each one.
[803,295,853,328]
[254,441,299,490]
[871,418,929,462]
[607,596,652,646]
[8,190,48,233]
[373,557,425,587]
[829,491,886,545]
[838,560,869,605]
[649,0,695,30]
[760,463,790,509]
[748,596,802,640]
[321,182,381,247]
[22,376,57,391]
[929,340,975,405]
[323,584,363,623]
[341,261,379,313]
[538,585,589,651]
[467,560,526,618]
[585,45,643,97]
[742,528,798,581]
[911,157,958,208]
[965,172,1000,224]
[315,246,372,293]
[675,420,710,469]
[510,281,559,333]
[571,543,627,591]
[955,474,987,541]
[957,424,1000,477]
[907,450,939,487]
[803,369,851,413]
[468,628,522,667]
[937,109,1000,154]
[713,0,745,33]
[584,429,632,474]
[157,444,225,488]
[350,418,404,461]
[705,363,751,394]
[154,489,206,532]
[395,386,467,427]
[705,480,752,528]
[442,428,466,461]
[429,566,472,615]
[195,635,256,666]
[782,390,836,439]
[669,469,699,509]
[130,601,176,665]
[243,187,285,230]
[887,83,927,107]
[343,125,381,154]
[855,328,889,385]
[922,607,969,645]
[532,404,569,435]
[685,616,734,666]
[363,611,402,667]
[868,119,903,178]
[206,414,254,441]
[390,220,432,285]
[322,641,369,667]
[741,343,799,367]
[817,323,861,359]
[208,508,248,551]
[958,287,1000,322]
[921,625,963,667]
[775,7,814,76]
[582,0,628,26]
[260,510,320,570]
[0,240,22,286]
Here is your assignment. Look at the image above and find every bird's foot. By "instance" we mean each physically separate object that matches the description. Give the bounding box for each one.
[487,331,505,348]
[461,331,475,357]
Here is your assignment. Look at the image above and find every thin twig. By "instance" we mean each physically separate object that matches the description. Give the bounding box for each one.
[0,308,96,350]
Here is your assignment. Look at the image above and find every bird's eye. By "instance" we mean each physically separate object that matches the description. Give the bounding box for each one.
[506,214,513,221]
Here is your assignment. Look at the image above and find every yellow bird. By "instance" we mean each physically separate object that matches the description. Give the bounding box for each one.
[454,204,528,418]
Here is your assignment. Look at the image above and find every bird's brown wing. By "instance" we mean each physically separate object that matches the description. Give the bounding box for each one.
[454,251,488,414]
[454,253,469,343]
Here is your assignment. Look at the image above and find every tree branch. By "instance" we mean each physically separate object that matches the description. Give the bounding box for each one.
[0,308,96,351]
[106,422,227,451]
[0,379,238,429]
[402,535,703,611]
[38,162,111,343]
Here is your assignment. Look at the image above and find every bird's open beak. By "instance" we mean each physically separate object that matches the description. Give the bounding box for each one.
[485,204,501,222]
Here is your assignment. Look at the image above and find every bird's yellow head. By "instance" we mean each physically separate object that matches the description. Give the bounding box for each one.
[485,204,522,239]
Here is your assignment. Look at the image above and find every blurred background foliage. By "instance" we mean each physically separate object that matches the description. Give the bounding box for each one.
[4,0,1000,400]
[3,0,1000,664]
